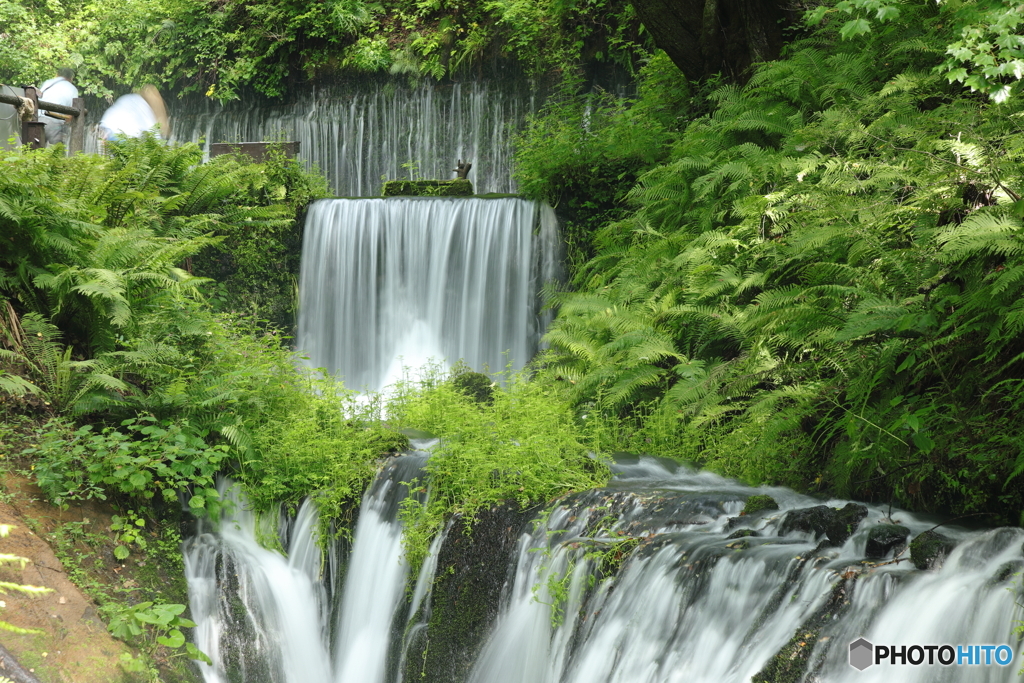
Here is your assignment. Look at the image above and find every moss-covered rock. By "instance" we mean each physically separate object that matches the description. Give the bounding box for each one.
[988,560,1024,587]
[742,494,779,516]
[450,371,495,405]
[865,523,910,560]
[408,502,537,683]
[778,503,867,547]
[726,528,759,540]
[909,529,957,570]
[381,179,474,197]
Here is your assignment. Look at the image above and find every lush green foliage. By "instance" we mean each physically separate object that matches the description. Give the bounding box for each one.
[809,0,1024,101]
[26,416,229,512]
[189,146,330,329]
[0,139,405,526]
[238,378,409,526]
[515,53,690,275]
[1,0,646,99]
[390,365,610,569]
[526,4,1024,522]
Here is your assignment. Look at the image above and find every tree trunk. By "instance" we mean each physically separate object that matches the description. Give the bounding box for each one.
[630,0,791,81]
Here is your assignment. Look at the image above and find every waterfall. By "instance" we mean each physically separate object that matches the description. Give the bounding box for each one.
[297,197,561,391]
[154,78,536,195]
[465,458,1024,683]
[184,454,430,683]
[187,455,1024,683]
[184,492,333,683]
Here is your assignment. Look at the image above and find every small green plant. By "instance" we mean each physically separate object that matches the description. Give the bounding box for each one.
[530,509,641,627]
[110,510,147,560]
[26,416,228,514]
[401,159,422,181]
[105,601,211,664]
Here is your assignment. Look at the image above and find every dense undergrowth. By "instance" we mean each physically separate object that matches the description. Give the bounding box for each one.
[518,2,1024,523]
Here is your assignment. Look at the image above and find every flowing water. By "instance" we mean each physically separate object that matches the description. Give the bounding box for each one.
[187,456,1024,683]
[184,454,430,683]
[296,196,560,391]
[84,77,538,195]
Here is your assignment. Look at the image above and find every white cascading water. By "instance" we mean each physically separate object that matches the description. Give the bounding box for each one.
[467,458,1024,683]
[184,454,430,683]
[297,197,560,391]
[187,455,1024,683]
[185,491,332,683]
[95,78,535,195]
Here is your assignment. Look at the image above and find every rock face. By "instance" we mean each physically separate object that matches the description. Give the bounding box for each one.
[407,502,537,683]
[865,524,910,560]
[909,530,957,570]
[750,579,854,683]
[778,503,868,547]
[726,529,759,540]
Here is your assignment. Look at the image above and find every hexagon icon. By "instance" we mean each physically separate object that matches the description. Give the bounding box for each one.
[849,638,874,671]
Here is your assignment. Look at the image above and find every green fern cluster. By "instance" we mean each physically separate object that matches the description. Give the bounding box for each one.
[532,4,1024,520]
[0,139,387,517]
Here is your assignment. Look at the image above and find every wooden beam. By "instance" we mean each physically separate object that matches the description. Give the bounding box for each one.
[68,97,86,154]
[20,87,43,149]
[0,93,82,117]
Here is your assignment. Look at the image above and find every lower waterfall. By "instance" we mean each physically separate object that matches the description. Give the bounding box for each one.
[296,197,560,391]
[186,457,1024,683]
[184,455,429,683]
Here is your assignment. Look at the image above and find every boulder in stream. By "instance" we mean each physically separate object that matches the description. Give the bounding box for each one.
[741,494,779,516]
[909,529,957,570]
[778,503,868,547]
[865,523,910,560]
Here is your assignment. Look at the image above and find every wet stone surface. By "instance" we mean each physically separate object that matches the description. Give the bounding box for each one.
[865,523,910,560]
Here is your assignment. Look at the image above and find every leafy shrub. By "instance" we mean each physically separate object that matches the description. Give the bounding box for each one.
[529,2,1024,520]
[240,379,410,527]
[388,366,610,569]
[26,416,228,513]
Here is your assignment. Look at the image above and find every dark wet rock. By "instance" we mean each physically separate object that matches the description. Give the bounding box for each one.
[910,530,957,570]
[742,495,779,516]
[410,501,537,683]
[726,516,754,530]
[778,503,868,547]
[726,529,759,540]
[865,524,910,560]
[751,579,854,683]
[987,560,1024,588]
